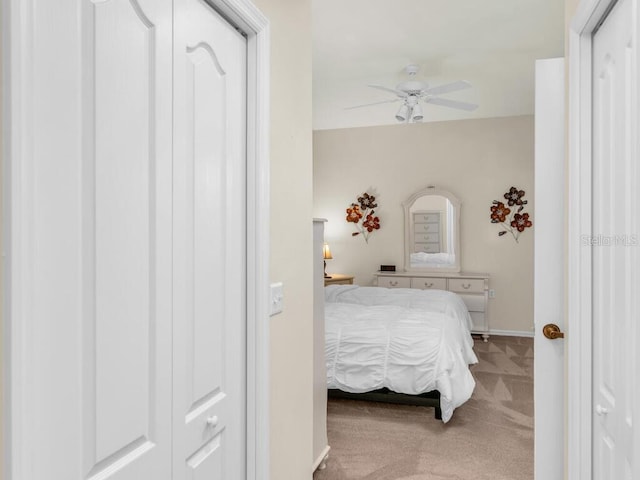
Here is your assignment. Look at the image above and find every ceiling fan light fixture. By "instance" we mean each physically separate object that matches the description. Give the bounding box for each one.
[395,104,409,122]
[411,104,423,122]
[348,67,477,123]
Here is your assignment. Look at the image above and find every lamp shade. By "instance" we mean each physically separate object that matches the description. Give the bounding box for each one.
[395,104,409,122]
[323,243,333,260]
[411,104,423,122]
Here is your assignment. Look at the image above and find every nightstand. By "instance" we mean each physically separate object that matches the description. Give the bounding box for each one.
[324,274,354,286]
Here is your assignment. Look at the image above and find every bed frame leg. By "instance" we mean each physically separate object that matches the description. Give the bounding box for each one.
[434,405,442,420]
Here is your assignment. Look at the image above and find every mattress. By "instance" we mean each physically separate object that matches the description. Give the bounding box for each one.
[324,285,477,422]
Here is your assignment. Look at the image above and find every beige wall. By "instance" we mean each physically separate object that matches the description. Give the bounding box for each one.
[251,0,315,479]
[566,0,581,29]
[1,2,4,475]
[314,116,535,334]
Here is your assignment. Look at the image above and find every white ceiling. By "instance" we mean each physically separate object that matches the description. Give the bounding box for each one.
[312,0,565,130]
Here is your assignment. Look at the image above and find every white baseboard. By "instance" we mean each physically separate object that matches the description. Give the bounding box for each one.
[312,445,331,472]
[485,329,535,338]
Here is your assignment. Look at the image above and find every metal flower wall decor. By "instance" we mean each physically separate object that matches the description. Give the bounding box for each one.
[490,186,532,243]
[346,192,380,243]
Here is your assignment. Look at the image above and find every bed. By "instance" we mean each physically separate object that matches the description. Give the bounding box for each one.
[324,285,477,422]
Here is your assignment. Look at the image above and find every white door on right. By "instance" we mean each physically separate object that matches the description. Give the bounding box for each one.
[591,0,638,477]
[534,57,565,480]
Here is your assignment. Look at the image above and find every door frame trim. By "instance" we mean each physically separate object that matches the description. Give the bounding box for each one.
[1,0,271,478]
[210,1,271,478]
[216,1,272,479]
[567,1,617,478]
[3,2,36,478]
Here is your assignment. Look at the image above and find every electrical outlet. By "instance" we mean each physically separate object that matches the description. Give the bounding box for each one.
[489,289,496,298]
[270,282,284,316]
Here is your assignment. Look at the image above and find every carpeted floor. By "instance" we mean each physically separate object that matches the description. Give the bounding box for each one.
[314,336,534,480]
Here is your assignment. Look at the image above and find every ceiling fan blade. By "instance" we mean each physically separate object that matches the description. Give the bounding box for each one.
[344,98,401,110]
[367,84,408,97]
[425,97,478,111]
[424,80,472,96]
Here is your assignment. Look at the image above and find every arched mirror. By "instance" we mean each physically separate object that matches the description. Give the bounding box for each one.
[403,187,461,273]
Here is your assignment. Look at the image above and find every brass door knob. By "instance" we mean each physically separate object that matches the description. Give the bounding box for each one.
[543,323,565,339]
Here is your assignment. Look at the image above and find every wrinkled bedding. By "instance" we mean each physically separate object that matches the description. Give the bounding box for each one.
[325,285,477,364]
[325,285,477,422]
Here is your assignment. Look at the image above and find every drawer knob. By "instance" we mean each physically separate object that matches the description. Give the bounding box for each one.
[462,283,471,289]
[425,282,433,288]
[390,281,398,286]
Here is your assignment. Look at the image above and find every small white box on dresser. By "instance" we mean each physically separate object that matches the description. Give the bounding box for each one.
[374,271,490,341]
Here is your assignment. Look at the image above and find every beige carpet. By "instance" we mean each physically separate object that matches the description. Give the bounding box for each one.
[314,336,534,480]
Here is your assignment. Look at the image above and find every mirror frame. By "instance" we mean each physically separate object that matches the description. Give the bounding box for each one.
[403,187,462,273]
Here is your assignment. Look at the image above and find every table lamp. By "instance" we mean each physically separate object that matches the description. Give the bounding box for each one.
[323,243,333,278]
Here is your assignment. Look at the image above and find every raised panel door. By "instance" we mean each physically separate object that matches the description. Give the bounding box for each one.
[8,1,254,479]
[19,1,174,478]
[172,0,247,478]
[591,1,637,477]
[80,1,175,477]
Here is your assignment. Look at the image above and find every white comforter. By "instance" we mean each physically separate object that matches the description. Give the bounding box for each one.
[325,285,477,364]
[325,285,477,422]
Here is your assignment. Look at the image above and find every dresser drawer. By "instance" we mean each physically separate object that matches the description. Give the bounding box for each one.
[470,312,488,333]
[414,243,440,253]
[377,276,410,288]
[413,213,439,224]
[410,277,447,290]
[448,278,485,294]
[413,222,439,234]
[414,232,439,243]
[457,294,486,312]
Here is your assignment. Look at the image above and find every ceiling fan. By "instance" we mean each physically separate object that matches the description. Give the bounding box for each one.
[347,64,479,123]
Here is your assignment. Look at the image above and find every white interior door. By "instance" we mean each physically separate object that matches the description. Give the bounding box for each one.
[5,0,174,478]
[533,57,565,480]
[568,0,640,478]
[172,0,248,478]
[4,0,252,478]
[591,0,637,477]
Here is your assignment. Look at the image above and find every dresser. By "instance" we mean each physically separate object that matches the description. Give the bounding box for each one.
[374,271,490,341]
[413,211,442,253]
[324,274,354,286]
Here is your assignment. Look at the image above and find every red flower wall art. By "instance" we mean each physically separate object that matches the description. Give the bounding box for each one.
[490,187,532,242]
[346,192,381,243]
